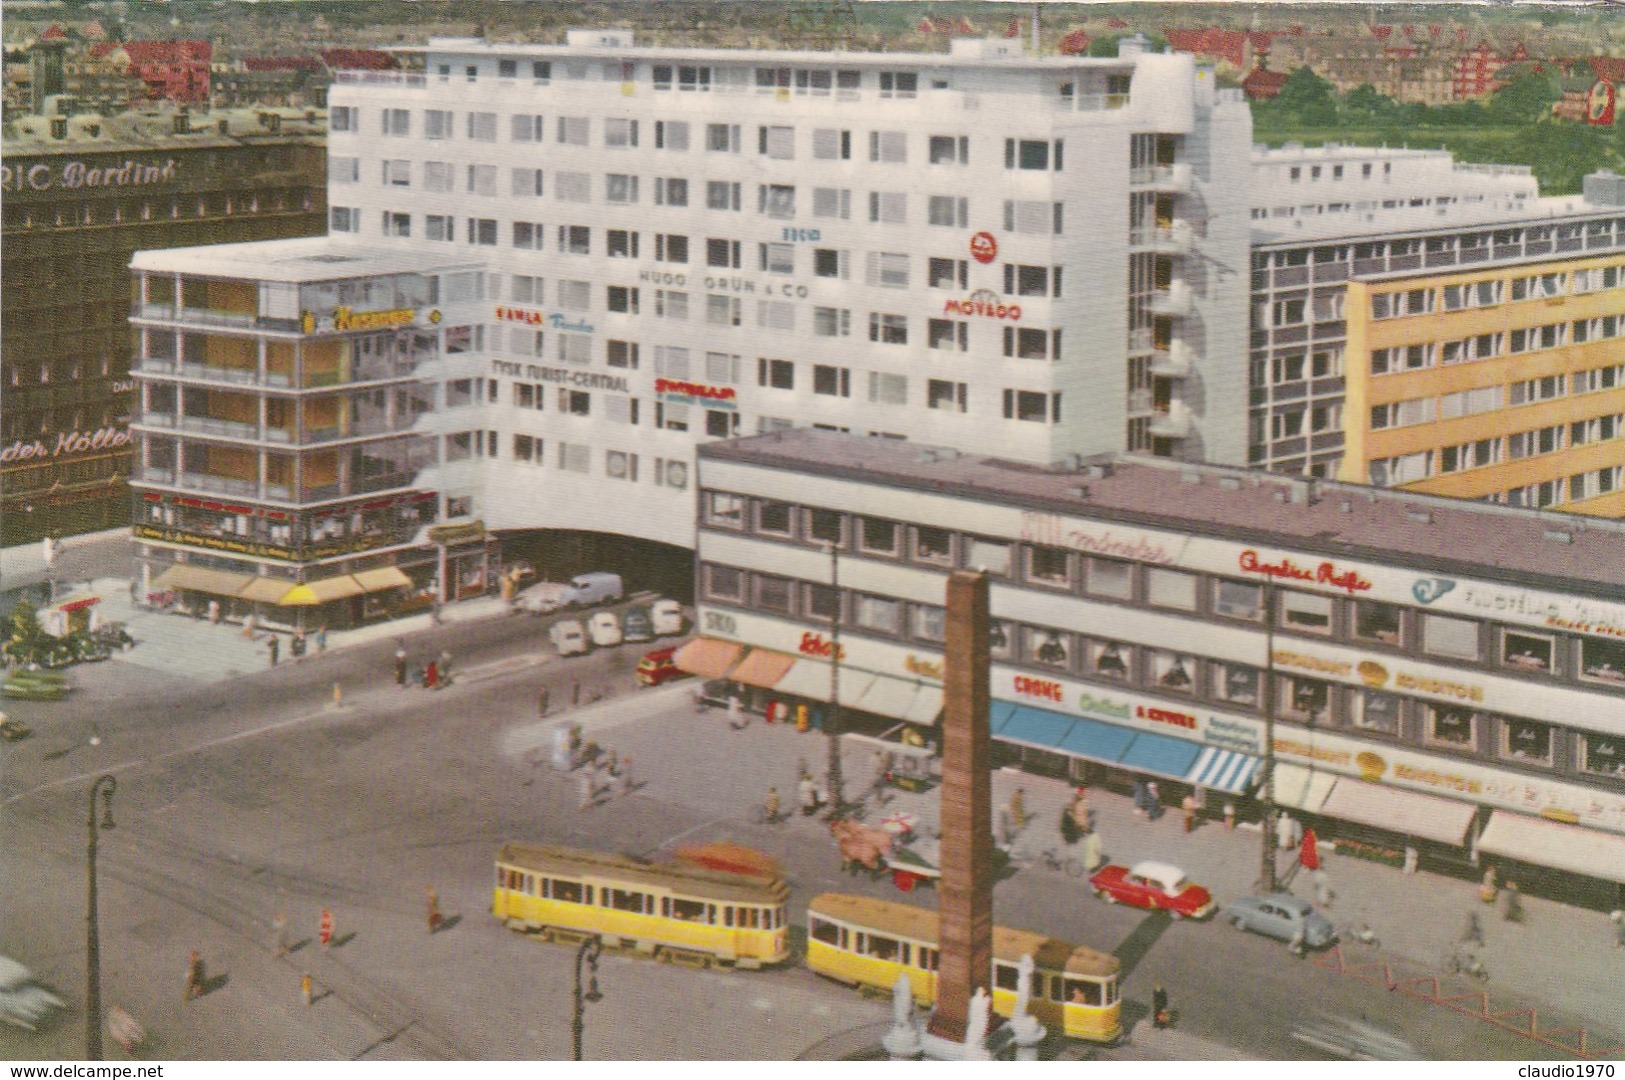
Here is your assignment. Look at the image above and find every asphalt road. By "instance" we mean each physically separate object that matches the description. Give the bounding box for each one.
[0,608,1588,1060]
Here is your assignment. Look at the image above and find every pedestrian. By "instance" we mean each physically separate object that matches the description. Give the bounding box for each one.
[268,635,279,667]
[603,746,619,777]
[394,641,407,685]
[243,611,257,639]
[316,625,327,653]
[1009,786,1027,828]
[301,973,313,1007]
[577,766,594,811]
[438,649,453,682]
[291,629,307,662]
[1223,801,1236,832]
[1462,910,1484,946]
[1131,778,1148,817]
[427,887,443,933]
[1289,925,1306,958]
[996,806,1015,849]
[1152,982,1169,1029]
[620,755,634,794]
[430,598,443,626]
[1403,845,1419,875]
[537,683,550,717]
[1313,869,1333,908]
[1503,880,1523,923]
[208,599,221,625]
[271,912,288,959]
[319,908,334,948]
[1181,793,1197,833]
[693,683,708,713]
[799,775,821,815]
[425,659,439,690]
[763,785,780,823]
[1610,910,1624,949]
[184,950,204,1002]
[1277,812,1297,851]
[1082,828,1104,873]
[108,1004,144,1054]
[727,694,744,729]
[1145,781,1162,821]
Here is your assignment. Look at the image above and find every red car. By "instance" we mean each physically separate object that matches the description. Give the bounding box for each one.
[1088,860,1215,919]
[635,646,690,687]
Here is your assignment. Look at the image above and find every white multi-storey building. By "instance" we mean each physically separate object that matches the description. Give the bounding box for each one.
[318,29,1252,550]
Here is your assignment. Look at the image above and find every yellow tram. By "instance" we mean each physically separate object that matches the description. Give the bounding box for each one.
[805,893,1122,1044]
[492,843,791,968]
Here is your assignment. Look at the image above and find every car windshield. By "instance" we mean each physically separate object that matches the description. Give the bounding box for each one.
[1164,877,1189,894]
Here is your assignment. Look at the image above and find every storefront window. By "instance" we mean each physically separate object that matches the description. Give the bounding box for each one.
[1091,640,1130,680]
[1280,677,1329,721]
[805,506,843,547]
[1213,579,1262,620]
[1579,636,1625,685]
[965,537,1010,576]
[1353,690,1400,734]
[1279,590,1333,634]
[1353,600,1401,645]
[1086,558,1133,600]
[1026,627,1070,668]
[1422,613,1479,660]
[1213,663,1259,705]
[756,500,793,536]
[1026,545,1071,588]
[1149,650,1195,693]
[1424,704,1479,749]
[856,594,900,634]
[704,491,745,528]
[1581,731,1625,778]
[859,517,899,555]
[1500,717,1551,765]
[1501,630,1554,673]
[913,526,953,565]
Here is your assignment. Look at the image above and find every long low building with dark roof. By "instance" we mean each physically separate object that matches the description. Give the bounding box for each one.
[691,427,1625,906]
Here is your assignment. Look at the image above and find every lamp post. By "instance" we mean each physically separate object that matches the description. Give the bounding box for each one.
[1260,578,1278,894]
[823,540,845,819]
[85,774,116,1060]
[570,934,603,1061]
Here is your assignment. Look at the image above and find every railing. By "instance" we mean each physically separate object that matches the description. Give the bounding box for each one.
[1150,341,1193,376]
[180,472,259,499]
[179,362,259,386]
[1072,92,1130,111]
[1130,224,1196,253]
[138,467,175,485]
[1149,404,1193,438]
[136,412,177,428]
[332,70,428,88]
[178,306,258,329]
[1148,283,1192,317]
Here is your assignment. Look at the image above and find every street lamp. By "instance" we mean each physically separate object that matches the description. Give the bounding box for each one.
[85,774,116,1060]
[823,540,845,819]
[570,934,603,1061]
[1260,578,1278,894]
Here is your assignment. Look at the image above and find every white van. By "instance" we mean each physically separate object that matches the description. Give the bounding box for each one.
[549,619,589,657]
[650,598,685,636]
[516,581,570,617]
[567,572,623,608]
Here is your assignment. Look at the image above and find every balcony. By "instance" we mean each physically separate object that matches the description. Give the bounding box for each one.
[1149,403,1194,439]
[1130,163,1193,192]
[1131,222,1196,255]
[1150,340,1194,377]
[1147,281,1192,318]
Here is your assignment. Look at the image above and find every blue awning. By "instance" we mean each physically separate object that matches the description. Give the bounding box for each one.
[989,699,1020,736]
[1185,746,1263,794]
[1119,729,1204,778]
[998,705,1074,751]
[1056,715,1137,761]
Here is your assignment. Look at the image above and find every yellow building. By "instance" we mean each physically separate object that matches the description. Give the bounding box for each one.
[1342,252,1625,517]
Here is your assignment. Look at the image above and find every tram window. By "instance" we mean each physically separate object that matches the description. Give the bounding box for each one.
[917,947,938,971]
[1048,975,1064,1002]
[724,906,735,927]
[1064,978,1101,1006]
[670,897,708,922]
[811,917,840,945]
[502,868,521,890]
[839,927,849,950]
[994,963,1019,991]
[584,885,595,905]
[741,907,760,929]
[550,879,584,903]
[496,866,506,888]
[866,933,901,962]
[525,874,535,895]
[900,942,912,966]
[610,888,646,913]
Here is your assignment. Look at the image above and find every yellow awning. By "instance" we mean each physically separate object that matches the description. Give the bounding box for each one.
[351,566,412,593]
[279,575,364,605]
[238,577,296,603]
[672,638,744,680]
[155,564,254,598]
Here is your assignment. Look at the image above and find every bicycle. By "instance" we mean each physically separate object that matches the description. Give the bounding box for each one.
[1340,922,1380,949]
[1442,948,1489,983]
[1037,848,1083,878]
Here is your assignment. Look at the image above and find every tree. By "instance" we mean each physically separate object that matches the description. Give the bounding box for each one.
[9,601,41,645]
[1271,66,1339,126]
[1088,32,1168,58]
[1487,70,1559,124]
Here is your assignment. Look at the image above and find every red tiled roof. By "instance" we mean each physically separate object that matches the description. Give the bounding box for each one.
[319,48,396,71]
[1059,29,1091,56]
[41,25,67,41]
[243,56,322,72]
[1242,67,1290,100]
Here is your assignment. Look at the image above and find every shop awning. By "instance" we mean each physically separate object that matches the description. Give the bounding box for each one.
[903,686,943,727]
[852,675,924,722]
[1119,729,1204,779]
[278,575,365,605]
[1054,714,1138,762]
[1186,747,1263,794]
[774,659,834,703]
[672,638,744,680]
[50,592,101,614]
[1477,811,1625,884]
[238,577,295,604]
[351,566,413,593]
[155,564,254,598]
[729,648,796,689]
[997,705,1076,751]
[1319,778,1478,846]
[1269,763,1337,814]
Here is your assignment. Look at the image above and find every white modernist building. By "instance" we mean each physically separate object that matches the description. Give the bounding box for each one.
[315,29,1253,549]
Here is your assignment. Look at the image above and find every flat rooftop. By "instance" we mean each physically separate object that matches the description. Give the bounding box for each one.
[129,235,486,283]
[701,429,1625,599]
[1252,193,1620,247]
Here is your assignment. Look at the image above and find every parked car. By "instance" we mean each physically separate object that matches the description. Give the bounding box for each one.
[587,610,622,648]
[1088,860,1215,919]
[650,598,685,636]
[2,671,70,702]
[516,582,571,617]
[65,630,110,663]
[622,606,654,643]
[0,956,65,1032]
[566,572,623,608]
[636,646,690,687]
[549,619,589,657]
[1225,894,1336,949]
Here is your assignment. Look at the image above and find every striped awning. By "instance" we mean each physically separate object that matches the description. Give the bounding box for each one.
[729,648,796,689]
[351,566,413,593]
[155,564,254,598]
[1185,747,1263,794]
[672,638,744,680]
